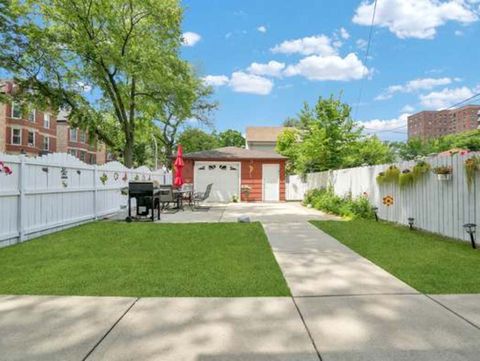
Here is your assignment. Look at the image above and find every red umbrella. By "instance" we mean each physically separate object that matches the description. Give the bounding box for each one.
[173,144,185,187]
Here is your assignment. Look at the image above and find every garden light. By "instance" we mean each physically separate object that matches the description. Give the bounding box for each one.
[372,207,378,222]
[463,223,477,249]
[408,217,415,230]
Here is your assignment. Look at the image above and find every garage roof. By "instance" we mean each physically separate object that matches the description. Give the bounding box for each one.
[183,147,287,160]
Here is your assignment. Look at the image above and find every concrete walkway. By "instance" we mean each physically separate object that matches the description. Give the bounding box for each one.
[1,203,480,361]
[263,216,480,361]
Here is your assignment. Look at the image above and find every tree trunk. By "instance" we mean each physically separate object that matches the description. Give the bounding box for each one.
[124,130,135,168]
[164,143,173,169]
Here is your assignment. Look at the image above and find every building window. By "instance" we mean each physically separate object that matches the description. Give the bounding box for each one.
[70,128,78,142]
[43,136,49,151]
[28,109,36,122]
[11,102,21,119]
[79,131,86,143]
[79,151,85,162]
[68,149,77,157]
[44,113,51,129]
[28,131,35,147]
[11,128,21,145]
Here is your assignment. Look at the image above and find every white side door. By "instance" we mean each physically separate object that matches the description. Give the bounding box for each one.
[262,164,280,201]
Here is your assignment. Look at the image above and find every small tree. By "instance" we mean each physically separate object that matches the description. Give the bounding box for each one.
[217,129,245,148]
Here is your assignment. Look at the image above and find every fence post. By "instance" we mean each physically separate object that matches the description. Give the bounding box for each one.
[18,155,26,243]
[93,165,98,220]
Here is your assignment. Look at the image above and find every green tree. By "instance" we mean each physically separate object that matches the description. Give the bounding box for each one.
[344,136,395,167]
[397,138,434,160]
[178,128,219,154]
[276,95,361,173]
[217,129,245,147]
[0,0,196,167]
[155,81,217,168]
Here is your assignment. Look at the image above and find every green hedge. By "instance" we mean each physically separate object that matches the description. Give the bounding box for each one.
[304,187,374,219]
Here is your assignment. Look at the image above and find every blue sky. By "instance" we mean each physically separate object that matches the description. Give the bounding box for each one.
[180,0,480,140]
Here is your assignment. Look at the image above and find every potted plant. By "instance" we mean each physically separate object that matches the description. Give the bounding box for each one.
[231,195,239,203]
[412,160,430,178]
[376,171,386,184]
[465,156,480,190]
[384,165,400,183]
[399,169,414,188]
[241,184,252,201]
[433,166,453,181]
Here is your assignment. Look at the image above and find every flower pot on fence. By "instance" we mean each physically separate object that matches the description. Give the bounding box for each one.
[437,173,452,181]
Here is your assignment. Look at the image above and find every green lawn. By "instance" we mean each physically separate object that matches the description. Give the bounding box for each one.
[311,219,480,294]
[0,222,290,297]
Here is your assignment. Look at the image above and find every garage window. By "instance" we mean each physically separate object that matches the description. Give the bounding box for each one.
[208,165,216,170]
[219,165,227,170]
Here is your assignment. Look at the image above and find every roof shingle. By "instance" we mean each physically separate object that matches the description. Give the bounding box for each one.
[182,146,287,160]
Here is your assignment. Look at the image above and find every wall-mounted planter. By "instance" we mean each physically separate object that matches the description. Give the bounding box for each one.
[437,173,452,181]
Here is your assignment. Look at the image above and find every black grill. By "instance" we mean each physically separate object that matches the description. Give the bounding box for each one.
[126,182,160,222]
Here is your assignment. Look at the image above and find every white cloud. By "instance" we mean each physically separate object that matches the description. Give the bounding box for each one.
[420,86,475,109]
[361,113,409,131]
[257,25,267,33]
[353,0,478,39]
[271,35,337,56]
[360,113,410,140]
[339,27,350,39]
[454,29,464,36]
[376,77,456,100]
[284,53,369,81]
[182,32,201,47]
[247,61,285,78]
[202,75,230,86]
[229,71,273,95]
[356,38,368,51]
[401,104,415,113]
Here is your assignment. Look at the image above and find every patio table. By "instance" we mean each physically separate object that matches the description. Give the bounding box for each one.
[172,189,192,210]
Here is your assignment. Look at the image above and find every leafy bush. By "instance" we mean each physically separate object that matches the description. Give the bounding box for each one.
[304,187,374,219]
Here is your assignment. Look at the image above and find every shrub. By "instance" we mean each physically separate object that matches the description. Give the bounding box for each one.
[304,187,374,219]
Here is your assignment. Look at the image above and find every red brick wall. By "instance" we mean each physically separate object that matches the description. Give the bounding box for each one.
[3,103,57,155]
[177,158,285,202]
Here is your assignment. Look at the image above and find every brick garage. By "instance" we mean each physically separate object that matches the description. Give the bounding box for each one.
[176,147,287,202]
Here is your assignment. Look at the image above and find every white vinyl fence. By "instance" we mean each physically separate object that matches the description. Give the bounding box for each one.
[0,152,171,247]
[286,152,480,242]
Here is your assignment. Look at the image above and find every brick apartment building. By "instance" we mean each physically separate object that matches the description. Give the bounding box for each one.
[0,81,106,164]
[408,105,480,140]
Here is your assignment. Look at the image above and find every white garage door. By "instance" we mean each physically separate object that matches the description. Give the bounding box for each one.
[194,161,240,203]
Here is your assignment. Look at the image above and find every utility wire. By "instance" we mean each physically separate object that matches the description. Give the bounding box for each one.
[353,0,378,120]
[445,92,480,110]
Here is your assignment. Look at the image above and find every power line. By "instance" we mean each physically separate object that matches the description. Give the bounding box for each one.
[353,0,378,120]
[363,125,407,133]
[446,92,480,110]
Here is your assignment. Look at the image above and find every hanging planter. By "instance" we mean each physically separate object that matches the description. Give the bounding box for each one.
[114,172,119,181]
[412,160,431,178]
[433,166,452,181]
[465,156,480,191]
[376,165,400,185]
[399,169,414,188]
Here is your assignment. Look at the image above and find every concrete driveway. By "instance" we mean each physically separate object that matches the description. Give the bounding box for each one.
[2,202,480,361]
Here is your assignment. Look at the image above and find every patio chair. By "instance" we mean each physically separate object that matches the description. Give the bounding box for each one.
[159,185,175,210]
[192,183,213,210]
[181,183,194,206]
